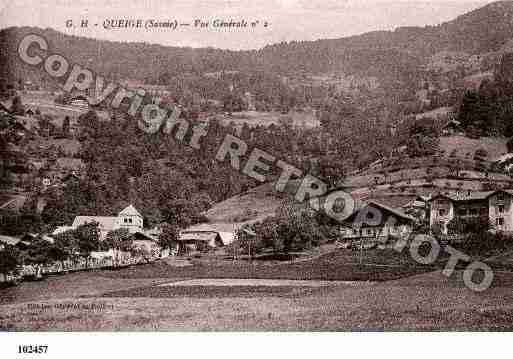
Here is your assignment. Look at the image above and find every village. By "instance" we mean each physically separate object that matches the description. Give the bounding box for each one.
[4,1,513,333]
[2,78,513,289]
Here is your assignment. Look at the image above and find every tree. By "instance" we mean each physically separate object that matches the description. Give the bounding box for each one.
[234,225,260,261]
[474,148,488,162]
[78,110,100,138]
[447,217,490,236]
[249,202,327,255]
[0,244,21,278]
[158,223,180,250]
[10,96,25,116]
[25,239,54,265]
[51,223,101,266]
[431,221,445,239]
[62,116,71,137]
[104,228,133,251]
[74,222,101,258]
[159,193,211,229]
[0,111,27,188]
[104,228,133,266]
[316,154,345,189]
[53,230,78,259]
[45,242,68,265]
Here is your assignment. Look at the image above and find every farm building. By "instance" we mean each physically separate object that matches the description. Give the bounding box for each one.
[177,231,224,254]
[176,224,236,255]
[339,200,415,241]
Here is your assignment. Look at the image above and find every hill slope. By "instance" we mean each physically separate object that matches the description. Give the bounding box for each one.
[2,1,513,90]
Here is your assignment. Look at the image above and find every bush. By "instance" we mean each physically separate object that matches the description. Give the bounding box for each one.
[235,203,329,255]
[0,245,21,276]
[454,231,513,256]
[474,148,488,161]
[507,138,513,153]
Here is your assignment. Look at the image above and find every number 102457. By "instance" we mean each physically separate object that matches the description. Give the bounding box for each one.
[18,345,48,354]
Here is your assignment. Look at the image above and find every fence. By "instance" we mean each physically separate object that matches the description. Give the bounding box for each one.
[0,253,161,285]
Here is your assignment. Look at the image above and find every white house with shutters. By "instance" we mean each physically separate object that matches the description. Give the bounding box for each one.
[53,204,144,239]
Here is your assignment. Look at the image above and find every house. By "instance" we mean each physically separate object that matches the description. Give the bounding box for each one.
[488,190,513,232]
[176,224,236,255]
[0,235,31,250]
[340,200,415,241]
[429,190,513,234]
[177,231,225,254]
[53,204,144,239]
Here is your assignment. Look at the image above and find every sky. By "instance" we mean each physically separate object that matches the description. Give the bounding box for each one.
[0,0,495,50]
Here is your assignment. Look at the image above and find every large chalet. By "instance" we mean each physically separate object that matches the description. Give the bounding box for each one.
[429,189,513,233]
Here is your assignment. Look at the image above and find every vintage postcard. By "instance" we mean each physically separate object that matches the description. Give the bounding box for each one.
[1,0,513,346]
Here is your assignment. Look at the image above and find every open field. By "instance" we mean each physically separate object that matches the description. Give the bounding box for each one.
[2,267,513,331]
[217,111,320,129]
[96,249,441,281]
[439,136,508,161]
[2,247,513,331]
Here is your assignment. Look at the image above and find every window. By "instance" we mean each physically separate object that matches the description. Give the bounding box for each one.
[123,218,128,223]
[457,208,467,216]
[496,218,504,226]
[438,209,447,216]
[129,218,133,223]
[498,192,505,201]
[499,205,505,214]
[480,207,488,216]
[469,208,478,216]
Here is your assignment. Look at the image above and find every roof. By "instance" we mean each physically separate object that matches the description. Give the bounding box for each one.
[430,191,498,202]
[361,195,416,209]
[179,231,221,247]
[183,223,237,245]
[180,231,217,241]
[0,234,21,246]
[52,226,75,236]
[367,201,415,222]
[21,233,54,244]
[132,231,158,242]
[343,198,414,226]
[118,205,142,218]
[495,153,513,163]
[186,222,241,233]
[0,195,27,212]
[218,232,236,245]
[72,216,118,231]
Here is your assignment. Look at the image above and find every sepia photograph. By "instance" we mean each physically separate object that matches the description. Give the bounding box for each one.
[1,0,513,345]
